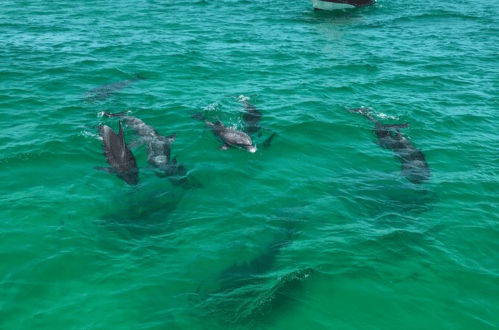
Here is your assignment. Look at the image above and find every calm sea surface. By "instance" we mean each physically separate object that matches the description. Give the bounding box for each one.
[1,0,498,329]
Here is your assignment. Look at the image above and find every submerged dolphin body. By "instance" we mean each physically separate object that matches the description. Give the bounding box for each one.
[240,100,277,149]
[95,121,139,185]
[102,112,201,188]
[192,113,257,153]
[241,100,262,136]
[84,73,146,102]
[195,227,311,327]
[348,108,430,183]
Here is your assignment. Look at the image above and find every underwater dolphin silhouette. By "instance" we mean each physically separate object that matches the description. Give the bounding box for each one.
[95,121,139,185]
[348,108,430,183]
[84,73,146,102]
[241,100,262,136]
[240,100,277,149]
[195,226,311,327]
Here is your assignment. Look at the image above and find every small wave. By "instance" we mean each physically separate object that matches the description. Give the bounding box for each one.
[79,129,101,140]
[376,112,398,121]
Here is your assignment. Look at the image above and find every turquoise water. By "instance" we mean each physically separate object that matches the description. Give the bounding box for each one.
[1,0,498,329]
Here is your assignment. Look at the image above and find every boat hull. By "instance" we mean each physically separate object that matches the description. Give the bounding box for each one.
[311,0,375,11]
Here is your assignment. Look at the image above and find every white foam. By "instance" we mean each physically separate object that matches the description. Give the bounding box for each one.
[97,109,132,118]
[237,95,250,102]
[80,130,101,140]
[154,155,167,164]
[376,112,398,120]
[203,101,219,112]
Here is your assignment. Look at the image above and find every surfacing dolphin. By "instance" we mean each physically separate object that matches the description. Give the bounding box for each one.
[348,108,430,183]
[84,73,146,102]
[240,99,277,149]
[95,121,139,185]
[102,112,201,188]
[191,113,257,153]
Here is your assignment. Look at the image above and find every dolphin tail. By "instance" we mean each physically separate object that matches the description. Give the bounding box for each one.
[262,132,277,149]
[192,112,216,130]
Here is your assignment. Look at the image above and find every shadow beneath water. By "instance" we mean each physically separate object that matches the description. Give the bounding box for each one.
[94,183,185,239]
[191,226,314,329]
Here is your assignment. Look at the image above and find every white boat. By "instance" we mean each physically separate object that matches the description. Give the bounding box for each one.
[311,0,376,11]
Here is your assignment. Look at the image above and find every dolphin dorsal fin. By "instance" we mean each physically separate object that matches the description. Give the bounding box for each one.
[214,116,223,126]
[172,156,178,164]
[166,133,177,142]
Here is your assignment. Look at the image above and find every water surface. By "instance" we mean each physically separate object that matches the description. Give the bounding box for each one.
[1,0,498,329]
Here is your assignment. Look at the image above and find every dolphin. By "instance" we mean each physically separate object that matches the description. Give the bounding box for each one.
[194,227,311,327]
[240,100,277,149]
[95,121,139,185]
[241,100,262,136]
[348,108,431,183]
[84,73,146,102]
[102,112,202,188]
[192,113,257,153]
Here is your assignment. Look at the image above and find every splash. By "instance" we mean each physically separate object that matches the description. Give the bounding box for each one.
[203,101,219,112]
[376,112,398,121]
[236,95,250,102]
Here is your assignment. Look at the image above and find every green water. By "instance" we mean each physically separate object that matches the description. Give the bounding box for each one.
[1,0,498,329]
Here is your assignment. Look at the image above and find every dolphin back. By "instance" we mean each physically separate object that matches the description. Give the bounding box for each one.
[242,101,262,135]
[99,121,139,185]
